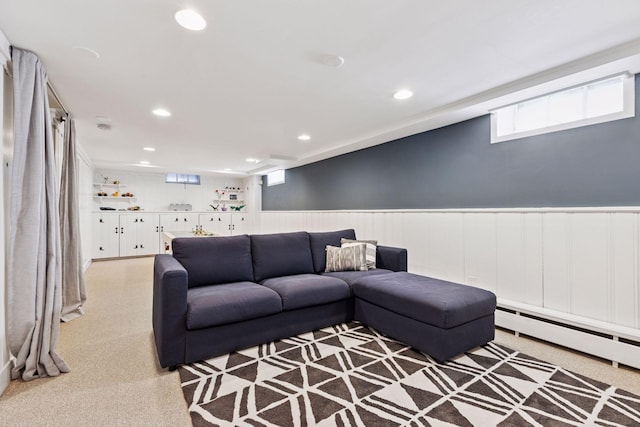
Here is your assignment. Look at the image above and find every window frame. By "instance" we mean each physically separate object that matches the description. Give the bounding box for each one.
[165,173,201,185]
[490,73,635,144]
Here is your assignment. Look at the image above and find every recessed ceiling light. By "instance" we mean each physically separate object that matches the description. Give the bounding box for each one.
[318,54,345,68]
[393,89,413,100]
[143,147,156,152]
[245,158,260,163]
[140,161,150,165]
[298,134,311,141]
[152,108,171,117]
[175,9,207,31]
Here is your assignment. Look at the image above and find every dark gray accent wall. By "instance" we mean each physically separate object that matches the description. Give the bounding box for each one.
[263,75,640,210]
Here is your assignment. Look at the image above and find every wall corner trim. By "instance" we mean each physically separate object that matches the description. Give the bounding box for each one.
[0,29,10,68]
[0,356,12,397]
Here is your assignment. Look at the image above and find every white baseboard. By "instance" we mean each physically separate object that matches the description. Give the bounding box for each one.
[0,357,12,396]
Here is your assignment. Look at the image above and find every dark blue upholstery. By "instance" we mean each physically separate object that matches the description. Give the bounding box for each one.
[322,269,394,286]
[250,232,314,282]
[260,274,351,310]
[172,235,253,288]
[352,272,496,328]
[308,229,356,273]
[187,282,282,330]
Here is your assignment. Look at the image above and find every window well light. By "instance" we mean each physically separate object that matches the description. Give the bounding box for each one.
[297,134,311,141]
[175,9,207,31]
[393,89,413,100]
[152,108,171,117]
[143,147,156,152]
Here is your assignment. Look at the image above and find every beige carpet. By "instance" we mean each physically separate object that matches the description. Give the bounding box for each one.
[0,256,639,426]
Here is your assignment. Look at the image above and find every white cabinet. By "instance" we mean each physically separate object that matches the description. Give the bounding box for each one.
[119,213,160,257]
[159,213,200,233]
[198,213,247,235]
[92,213,120,258]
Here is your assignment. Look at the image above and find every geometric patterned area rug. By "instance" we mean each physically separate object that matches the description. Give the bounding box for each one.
[179,322,640,426]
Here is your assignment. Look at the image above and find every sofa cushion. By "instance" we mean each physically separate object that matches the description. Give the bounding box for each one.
[322,269,394,286]
[325,244,368,272]
[352,272,497,329]
[308,229,357,273]
[172,235,254,288]
[186,282,282,330]
[251,232,315,282]
[341,238,377,269]
[260,274,351,310]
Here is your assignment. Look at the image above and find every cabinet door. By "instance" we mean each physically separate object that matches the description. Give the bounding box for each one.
[138,213,160,255]
[159,213,200,233]
[199,213,224,235]
[92,213,119,258]
[119,214,140,257]
[230,213,248,235]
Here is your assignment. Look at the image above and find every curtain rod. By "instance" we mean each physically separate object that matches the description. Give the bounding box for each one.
[47,82,68,116]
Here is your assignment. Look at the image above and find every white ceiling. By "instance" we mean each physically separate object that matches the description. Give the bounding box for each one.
[3,0,640,176]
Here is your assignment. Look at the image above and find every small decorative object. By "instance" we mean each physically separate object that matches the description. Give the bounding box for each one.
[230,204,245,212]
[111,191,119,197]
[210,204,219,211]
[113,180,120,184]
[221,204,228,211]
[101,174,109,184]
[229,194,237,200]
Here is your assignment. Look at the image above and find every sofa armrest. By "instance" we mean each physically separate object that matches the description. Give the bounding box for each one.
[153,255,188,368]
[376,245,408,272]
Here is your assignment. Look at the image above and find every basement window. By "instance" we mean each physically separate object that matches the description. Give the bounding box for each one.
[267,169,285,186]
[165,173,200,185]
[491,74,635,143]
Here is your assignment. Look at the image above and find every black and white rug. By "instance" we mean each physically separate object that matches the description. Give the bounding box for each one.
[179,322,640,426]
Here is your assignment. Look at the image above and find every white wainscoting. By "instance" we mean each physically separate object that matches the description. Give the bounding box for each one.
[259,208,640,367]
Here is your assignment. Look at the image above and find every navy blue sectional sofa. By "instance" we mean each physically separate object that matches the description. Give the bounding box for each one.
[152,229,407,369]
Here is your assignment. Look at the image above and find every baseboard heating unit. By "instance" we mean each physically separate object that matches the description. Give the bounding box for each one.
[495,299,640,370]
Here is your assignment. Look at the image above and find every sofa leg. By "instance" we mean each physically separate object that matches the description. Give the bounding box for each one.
[169,365,178,372]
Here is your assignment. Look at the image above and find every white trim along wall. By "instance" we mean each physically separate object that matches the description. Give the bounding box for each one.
[0,27,12,396]
[259,207,640,369]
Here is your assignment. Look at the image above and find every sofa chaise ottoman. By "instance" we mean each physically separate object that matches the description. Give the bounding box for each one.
[352,272,497,362]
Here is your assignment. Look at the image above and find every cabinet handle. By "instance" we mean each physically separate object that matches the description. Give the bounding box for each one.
[121,227,124,234]
[156,226,159,232]
[232,224,235,230]
[115,227,118,234]
[218,218,222,222]
[134,218,139,223]
[161,226,164,232]
[140,244,144,248]
[184,218,188,222]
[241,217,244,221]
[135,245,138,249]
[140,218,144,223]
[174,218,179,222]
[99,218,104,223]
[209,218,213,221]
[99,246,104,251]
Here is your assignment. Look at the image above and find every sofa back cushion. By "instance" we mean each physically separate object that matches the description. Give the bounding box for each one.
[308,229,357,273]
[172,235,254,288]
[251,232,314,282]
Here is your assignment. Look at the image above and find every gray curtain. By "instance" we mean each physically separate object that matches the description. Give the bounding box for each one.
[7,48,69,380]
[59,118,87,322]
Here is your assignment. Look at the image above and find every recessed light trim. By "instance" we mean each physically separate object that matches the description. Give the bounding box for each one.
[393,89,414,100]
[297,134,311,141]
[152,108,171,117]
[245,158,260,163]
[175,9,207,31]
[143,147,156,152]
[140,161,150,165]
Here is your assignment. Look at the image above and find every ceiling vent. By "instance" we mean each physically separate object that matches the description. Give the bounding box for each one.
[97,123,112,131]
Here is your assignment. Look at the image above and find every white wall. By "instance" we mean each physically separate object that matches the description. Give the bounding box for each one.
[259,208,640,330]
[94,169,245,212]
[78,147,94,270]
[0,27,12,396]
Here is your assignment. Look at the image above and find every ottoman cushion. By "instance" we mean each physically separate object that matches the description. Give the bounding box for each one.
[352,272,496,329]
